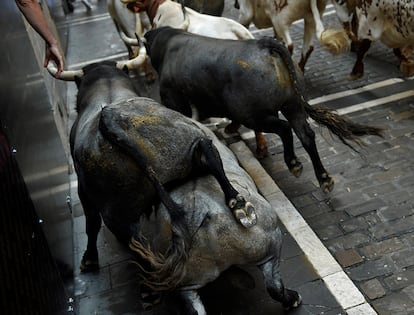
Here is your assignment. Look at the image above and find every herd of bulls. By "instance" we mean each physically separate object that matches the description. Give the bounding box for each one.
[47,0,413,313]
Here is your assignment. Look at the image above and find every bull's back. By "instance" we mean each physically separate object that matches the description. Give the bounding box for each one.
[99,98,207,181]
[158,34,299,108]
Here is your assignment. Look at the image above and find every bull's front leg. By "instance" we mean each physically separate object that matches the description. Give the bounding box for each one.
[195,138,257,228]
[78,185,101,272]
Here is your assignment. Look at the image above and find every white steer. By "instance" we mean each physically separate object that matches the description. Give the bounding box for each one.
[234,0,350,71]
[122,0,254,40]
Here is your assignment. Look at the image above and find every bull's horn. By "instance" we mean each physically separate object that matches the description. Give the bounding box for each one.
[119,31,139,46]
[46,64,84,81]
[116,36,147,70]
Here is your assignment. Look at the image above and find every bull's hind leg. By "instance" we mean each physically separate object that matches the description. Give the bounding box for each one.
[253,115,303,178]
[282,106,334,192]
[78,185,101,272]
[194,138,257,228]
[224,121,268,158]
[258,228,301,310]
[259,257,301,310]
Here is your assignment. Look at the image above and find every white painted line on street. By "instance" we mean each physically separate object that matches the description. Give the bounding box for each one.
[308,78,404,105]
[337,90,414,115]
[229,141,377,314]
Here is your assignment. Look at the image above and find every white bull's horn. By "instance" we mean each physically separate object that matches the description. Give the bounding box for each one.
[46,63,84,81]
[119,31,139,46]
[116,36,147,70]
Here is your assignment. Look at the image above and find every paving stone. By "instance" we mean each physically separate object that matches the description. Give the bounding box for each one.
[383,190,413,207]
[335,249,364,268]
[291,194,317,208]
[401,231,414,246]
[342,199,388,217]
[306,211,349,229]
[369,215,414,240]
[326,232,371,253]
[372,167,410,184]
[360,278,386,300]
[315,224,344,241]
[292,279,346,315]
[347,257,396,281]
[402,284,414,301]
[328,193,369,211]
[74,266,111,298]
[360,238,404,260]
[362,182,398,199]
[363,212,383,227]
[397,174,414,188]
[390,248,414,269]
[377,204,414,221]
[300,201,332,219]
[372,291,414,315]
[384,269,414,291]
[340,217,369,233]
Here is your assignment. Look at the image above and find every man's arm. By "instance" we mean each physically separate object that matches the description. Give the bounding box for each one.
[15,0,64,76]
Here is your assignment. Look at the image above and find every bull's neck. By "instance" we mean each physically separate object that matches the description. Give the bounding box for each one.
[146,0,166,24]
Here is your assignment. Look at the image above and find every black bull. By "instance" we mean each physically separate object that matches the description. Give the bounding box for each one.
[144,27,384,192]
[70,61,256,281]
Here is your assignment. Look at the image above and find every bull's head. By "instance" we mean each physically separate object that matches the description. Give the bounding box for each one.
[47,37,147,80]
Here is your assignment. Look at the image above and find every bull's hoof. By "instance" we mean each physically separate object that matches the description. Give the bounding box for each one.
[283,290,302,310]
[80,250,99,272]
[348,71,363,81]
[400,60,414,77]
[320,174,334,192]
[289,160,303,178]
[229,195,257,228]
[80,258,99,272]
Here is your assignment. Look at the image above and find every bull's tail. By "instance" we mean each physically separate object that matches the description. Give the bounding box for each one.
[99,106,191,291]
[310,0,349,54]
[304,102,384,150]
[259,37,303,97]
[129,222,189,291]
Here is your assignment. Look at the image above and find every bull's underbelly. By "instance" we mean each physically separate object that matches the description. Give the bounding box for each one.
[381,31,414,49]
